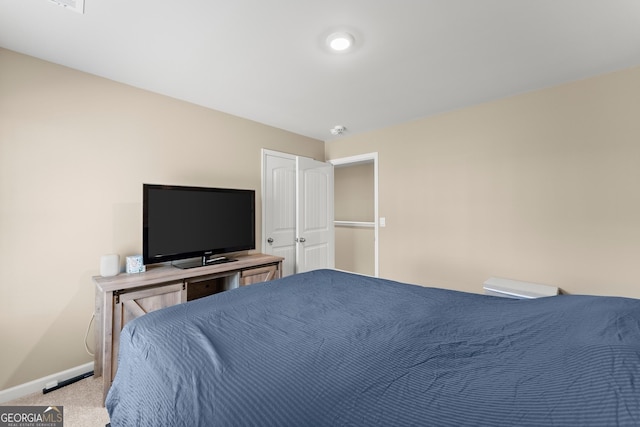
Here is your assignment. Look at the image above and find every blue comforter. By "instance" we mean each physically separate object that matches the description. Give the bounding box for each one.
[107,269,640,426]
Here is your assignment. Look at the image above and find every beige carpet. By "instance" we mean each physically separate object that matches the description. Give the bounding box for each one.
[1,376,110,427]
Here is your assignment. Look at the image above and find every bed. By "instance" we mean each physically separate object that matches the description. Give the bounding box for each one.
[106,269,640,426]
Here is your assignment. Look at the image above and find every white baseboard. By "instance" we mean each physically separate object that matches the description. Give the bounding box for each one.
[0,362,94,404]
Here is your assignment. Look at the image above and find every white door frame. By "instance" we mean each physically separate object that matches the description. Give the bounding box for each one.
[329,152,379,277]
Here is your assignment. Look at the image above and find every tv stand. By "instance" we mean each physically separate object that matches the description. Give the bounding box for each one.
[93,253,283,403]
[173,255,237,269]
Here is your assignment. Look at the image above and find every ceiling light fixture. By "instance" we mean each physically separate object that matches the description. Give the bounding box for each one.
[326,32,354,52]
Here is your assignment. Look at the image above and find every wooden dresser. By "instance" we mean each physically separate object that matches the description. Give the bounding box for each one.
[93,253,283,402]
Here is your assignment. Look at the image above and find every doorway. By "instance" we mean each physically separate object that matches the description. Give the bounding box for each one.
[329,153,379,277]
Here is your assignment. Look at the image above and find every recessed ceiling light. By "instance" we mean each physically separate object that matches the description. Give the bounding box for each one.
[327,32,354,52]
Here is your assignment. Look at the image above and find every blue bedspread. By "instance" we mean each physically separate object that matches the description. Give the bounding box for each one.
[107,269,640,426]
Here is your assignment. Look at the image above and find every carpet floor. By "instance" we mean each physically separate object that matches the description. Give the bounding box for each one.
[1,376,110,427]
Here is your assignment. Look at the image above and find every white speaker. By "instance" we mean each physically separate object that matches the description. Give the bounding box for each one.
[100,254,120,277]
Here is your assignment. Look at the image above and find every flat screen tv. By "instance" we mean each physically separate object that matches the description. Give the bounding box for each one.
[143,184,255,269]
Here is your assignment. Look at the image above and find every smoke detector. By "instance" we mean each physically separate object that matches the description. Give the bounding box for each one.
[49,0,84,13]
[330,125,346,136]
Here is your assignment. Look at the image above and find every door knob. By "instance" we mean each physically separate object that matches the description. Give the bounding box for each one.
[267,238,274,244]
[296,237,306,243]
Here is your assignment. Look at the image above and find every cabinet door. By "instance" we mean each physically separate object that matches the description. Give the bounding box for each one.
[111,281,185,379]
[240,263,281,286]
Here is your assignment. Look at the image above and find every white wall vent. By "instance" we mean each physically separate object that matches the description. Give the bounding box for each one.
[49,0,84,14]
[483,277,559,299]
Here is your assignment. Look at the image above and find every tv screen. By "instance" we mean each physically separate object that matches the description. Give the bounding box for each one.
[143,184,255,268]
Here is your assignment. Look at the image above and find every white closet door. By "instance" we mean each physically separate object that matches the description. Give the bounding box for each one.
[262,151,297,276]
[262,150,334,276]
[296,156,334,273]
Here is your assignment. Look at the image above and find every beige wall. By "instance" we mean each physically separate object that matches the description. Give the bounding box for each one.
[0,48,324,390]
[335,227,375,276]
[326,66,640,298]
[334,163,375,221]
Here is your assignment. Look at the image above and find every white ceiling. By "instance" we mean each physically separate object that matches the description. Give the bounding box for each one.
[1,0,639,141]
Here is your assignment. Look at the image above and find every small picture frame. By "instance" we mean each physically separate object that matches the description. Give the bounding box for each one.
[126,255,146,274]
